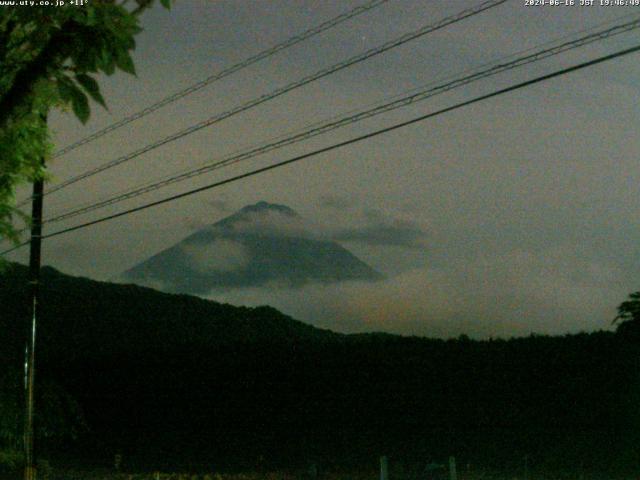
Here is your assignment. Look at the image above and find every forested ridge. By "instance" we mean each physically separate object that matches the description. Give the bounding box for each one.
[1,263,638,475]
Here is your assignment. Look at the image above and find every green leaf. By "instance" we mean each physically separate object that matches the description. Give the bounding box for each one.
[85,6,98,26]
[56,78,75,104]
[115,51,136,76]
[59,79,91,124]
[71,42,99,73]
[160,0,172,9]
[100,47,116,75]
[71,91,90,124]
[74,74,106,109]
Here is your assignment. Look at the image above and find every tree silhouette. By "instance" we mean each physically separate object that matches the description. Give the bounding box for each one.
[613,291,640,339]
[0,370,87,472]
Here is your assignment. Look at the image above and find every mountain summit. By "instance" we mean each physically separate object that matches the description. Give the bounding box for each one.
[120,201,382,295]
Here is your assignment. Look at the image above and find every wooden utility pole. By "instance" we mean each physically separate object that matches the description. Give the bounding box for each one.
[380,455,389,480]
[24,157,44,480]
[449,456,457,480]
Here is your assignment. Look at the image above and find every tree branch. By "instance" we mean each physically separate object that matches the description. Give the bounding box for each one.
[131,0,154,16]
[0,21,75,131]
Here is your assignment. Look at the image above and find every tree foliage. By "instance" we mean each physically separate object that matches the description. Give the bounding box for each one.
[0,263,635,474]
[0,370,87,472]
[615,291,640,324]
[0,0,171,244]
[613,291,640,338]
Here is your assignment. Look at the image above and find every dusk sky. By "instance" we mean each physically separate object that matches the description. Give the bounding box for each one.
[4,0,640,338]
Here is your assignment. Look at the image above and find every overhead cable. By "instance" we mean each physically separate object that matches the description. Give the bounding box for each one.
[42,16,640,225]
[4,41,639,255]
[51,0,391,159]
[34,0,509,201]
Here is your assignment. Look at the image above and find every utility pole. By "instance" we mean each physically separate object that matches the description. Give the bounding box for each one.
[24,153,45,480]
[380,455,388,480]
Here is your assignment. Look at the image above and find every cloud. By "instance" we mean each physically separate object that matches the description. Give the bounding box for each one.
[181,239,249,273]
[333,219,426,249]
[205,245,627,339]
[215,203,428,250]
[216,207,317,239]
[182,216,209,231]
[328,207,428,249]
[208,198,230,213]
[319,194,356,211]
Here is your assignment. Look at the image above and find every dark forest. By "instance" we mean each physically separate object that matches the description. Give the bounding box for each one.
[1,263,639,476]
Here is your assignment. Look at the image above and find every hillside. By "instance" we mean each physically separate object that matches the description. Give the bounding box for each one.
[0,262,338,362]
[1,263,639,475]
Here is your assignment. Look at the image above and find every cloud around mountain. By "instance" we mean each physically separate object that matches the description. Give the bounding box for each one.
[117,200,623,338]
[332,219,426,249]
[208,246,625,339]
[181,238,250,273]
[120,201,384,294]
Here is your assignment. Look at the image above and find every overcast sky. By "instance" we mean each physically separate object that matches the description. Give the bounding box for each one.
[4,0,640,338]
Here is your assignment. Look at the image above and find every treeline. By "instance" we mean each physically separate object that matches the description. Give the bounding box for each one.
[1,263,639,475]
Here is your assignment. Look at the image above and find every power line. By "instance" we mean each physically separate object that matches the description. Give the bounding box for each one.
[4,41,639,256]
[42,16,640,225]
[50,0,391,159]
[32,0,508,202]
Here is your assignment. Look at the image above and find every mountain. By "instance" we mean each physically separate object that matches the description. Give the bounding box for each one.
[120,201,383,295]
[0,263,633,474]
[0,262,339,365]
[0,262,345,468]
